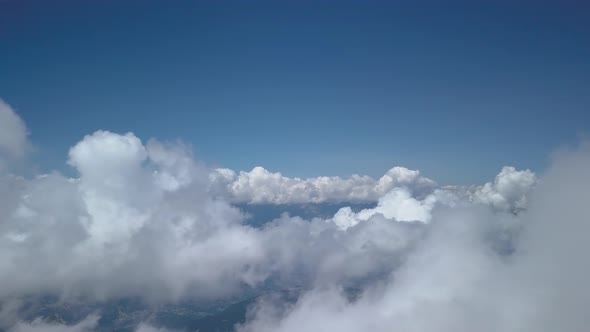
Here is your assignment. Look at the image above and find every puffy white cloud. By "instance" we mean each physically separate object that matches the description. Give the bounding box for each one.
[68,131,146,176]
[0,127,522,307]
[0,131,268,302]
[471,166,537,212]
[331,188,461,230]
[210,165,437,204]
[1,97,570,332]
[238,144,590,332]
[375,167,436,197]
[0,129,537,297]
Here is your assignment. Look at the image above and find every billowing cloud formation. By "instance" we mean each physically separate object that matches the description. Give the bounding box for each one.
[210,166,437,204]
[211,162,537,208]
[238,144,590,332]
[0,128,528,302]
[472,166,537,212]
[6,100,583,332]
[0,130,271,302]
[0,129,437,303]
[331,188,460,230]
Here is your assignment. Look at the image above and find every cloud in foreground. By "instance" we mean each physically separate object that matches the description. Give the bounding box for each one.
[237,143,590,332]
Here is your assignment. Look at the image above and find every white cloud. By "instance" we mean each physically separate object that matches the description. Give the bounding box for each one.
[0,128,518,305]
[257,212,424,287]
[471,166,537,212]
[1,97,573,332]
[238,144,590,332]
[0,131,268,302]
[0,128,539,302]
[0,100,28,171]
[331,188,461,230]
[210,165,437,204]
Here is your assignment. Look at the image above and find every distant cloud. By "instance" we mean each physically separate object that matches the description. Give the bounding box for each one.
[209,164,536,209]
[210,165,437,204]
[471,166,537,212]
[331,188,459,230]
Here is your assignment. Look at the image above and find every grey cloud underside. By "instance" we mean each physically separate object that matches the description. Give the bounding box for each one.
[3,100,588,332]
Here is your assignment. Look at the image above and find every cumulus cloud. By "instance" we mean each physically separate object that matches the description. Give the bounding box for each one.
[0,127,530,302]
[0,130,267,302]
[258,212,424,287]
[331,188,461,230]
[210,165,436,204]
[238,144,590,332]
[471,166,537,212]
[0,129,433,304]
[209,163,535,209]
[1,97,575,332]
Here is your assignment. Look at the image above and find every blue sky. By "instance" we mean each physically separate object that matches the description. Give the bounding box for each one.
[1,0,589,184]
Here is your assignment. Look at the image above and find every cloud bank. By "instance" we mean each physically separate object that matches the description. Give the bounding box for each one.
[210,165,437,204]
[3,99,587,332]
[238,143,590,332]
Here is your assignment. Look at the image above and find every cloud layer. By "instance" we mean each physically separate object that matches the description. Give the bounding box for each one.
[4,100,587,332]
[238,143,590,332]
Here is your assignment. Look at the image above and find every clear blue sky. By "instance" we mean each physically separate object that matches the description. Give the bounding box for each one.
[1,0,589,184]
